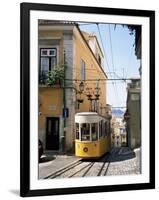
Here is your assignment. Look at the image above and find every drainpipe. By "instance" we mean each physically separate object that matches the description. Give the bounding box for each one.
[61,50,66,152]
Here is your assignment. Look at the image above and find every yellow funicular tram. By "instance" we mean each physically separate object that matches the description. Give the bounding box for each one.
[75,112,111,158]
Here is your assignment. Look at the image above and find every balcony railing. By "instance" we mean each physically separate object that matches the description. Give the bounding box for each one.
[39,73,47,85]
[39,73,62,87]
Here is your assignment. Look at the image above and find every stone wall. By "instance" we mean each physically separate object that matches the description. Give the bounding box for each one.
[63,32,76,152]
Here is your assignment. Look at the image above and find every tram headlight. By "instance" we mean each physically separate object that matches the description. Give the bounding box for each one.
[83,147,88,152]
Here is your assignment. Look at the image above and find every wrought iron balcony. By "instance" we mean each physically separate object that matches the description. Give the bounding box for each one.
[39,73,47,85]
[39,73,62,87]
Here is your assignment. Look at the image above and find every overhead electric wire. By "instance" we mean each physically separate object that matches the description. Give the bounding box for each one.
[65,78,132,81]
[107,72,126,82]
[107,24,122,106]
[96,23,120,107]
[125,44,134,79]
[108,24,115,72]
[96,23,111,75]
[79,22,129,107]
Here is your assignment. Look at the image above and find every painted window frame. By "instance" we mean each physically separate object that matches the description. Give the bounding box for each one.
[40,47,57,73]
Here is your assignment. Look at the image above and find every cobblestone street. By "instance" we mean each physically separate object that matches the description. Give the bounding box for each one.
[39,147,141,179]
[106,147,141,175]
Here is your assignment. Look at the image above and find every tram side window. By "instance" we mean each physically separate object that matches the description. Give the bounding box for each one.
[76,123,79,139]
[105,122,108,136]
[99,121,103,138]
[108,122,111,136]
[102,121,106,137]
[81,123,90,141]
[92,123,98,141]
[104,122,107,136]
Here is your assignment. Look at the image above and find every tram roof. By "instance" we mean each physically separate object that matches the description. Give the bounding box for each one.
[75,112,98,116]
[75,112,103,123]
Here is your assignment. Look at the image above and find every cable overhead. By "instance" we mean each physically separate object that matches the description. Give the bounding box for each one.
[65,78,132,81]
[108,24,115,72]
[107,72,126,82]
[96,23,111,76]
[78,23,131,108]
[96,23,125,107]
[125,44,134,79]
[96,23,120,106]
[107,24,121,106]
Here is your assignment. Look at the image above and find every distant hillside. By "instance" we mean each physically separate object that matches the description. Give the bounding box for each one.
[112,109,125,117]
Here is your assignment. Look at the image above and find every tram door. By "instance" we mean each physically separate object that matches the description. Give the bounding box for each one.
[46,117,59,150]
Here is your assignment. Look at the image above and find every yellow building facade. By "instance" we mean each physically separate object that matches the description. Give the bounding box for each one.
[38,21,109,153]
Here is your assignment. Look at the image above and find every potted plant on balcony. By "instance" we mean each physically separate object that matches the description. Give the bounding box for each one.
[46,64,64,87]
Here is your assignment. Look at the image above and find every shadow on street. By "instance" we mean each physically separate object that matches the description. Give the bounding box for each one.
[107,147,136,162]
[82,147,136,163]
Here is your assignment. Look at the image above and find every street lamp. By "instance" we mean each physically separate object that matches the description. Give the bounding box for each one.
[76,81,85,109]
[79,81,85,93]
[94,87,100,100]
[85,87,101,112]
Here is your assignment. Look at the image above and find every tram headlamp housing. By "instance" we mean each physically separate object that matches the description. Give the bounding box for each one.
[83,147,88,152]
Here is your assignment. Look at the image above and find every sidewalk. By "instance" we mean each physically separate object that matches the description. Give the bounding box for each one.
[38,153,80,179]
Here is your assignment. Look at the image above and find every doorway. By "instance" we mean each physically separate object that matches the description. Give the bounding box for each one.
[46,117,59,150]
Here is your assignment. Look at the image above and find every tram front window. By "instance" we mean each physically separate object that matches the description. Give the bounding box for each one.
[92,123,98,141]
[81,123,90,141]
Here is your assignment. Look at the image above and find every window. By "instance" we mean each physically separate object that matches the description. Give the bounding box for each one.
[99,121,103,138]
[95,52,102,65]
[98,54,101,65]
[105,122,108,136]
[40,48,57,80]
[41,48,56,57]
[102,121,105,136]
[81,59,86,81]
[91,123,98,141]
[81,123,90,141]
[76,123,79,139]
[106,121,111,136]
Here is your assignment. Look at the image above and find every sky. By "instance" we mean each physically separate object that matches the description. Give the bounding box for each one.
[79,23,140,110]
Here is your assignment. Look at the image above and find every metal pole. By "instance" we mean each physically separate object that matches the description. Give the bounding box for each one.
[61,50,66,152]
